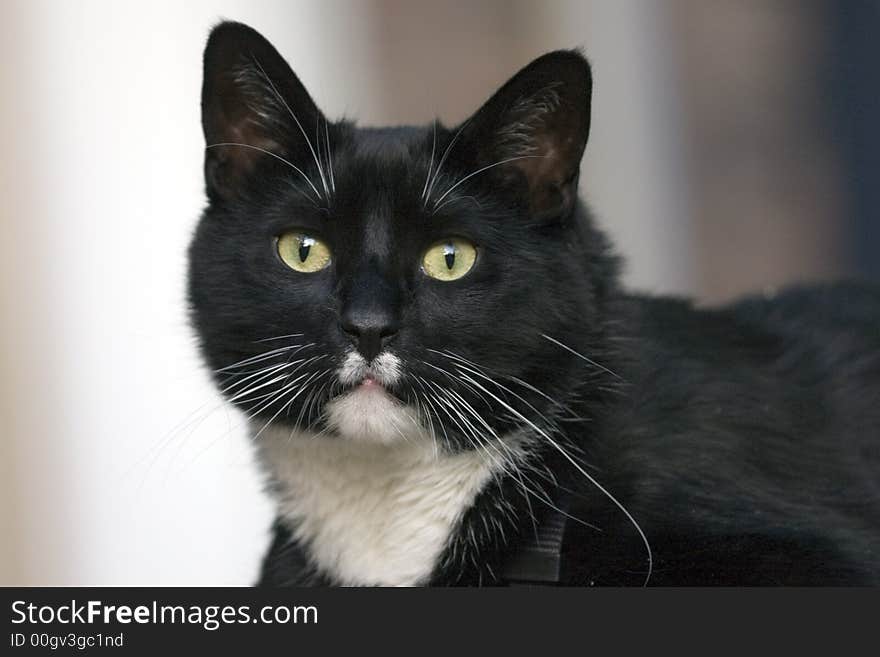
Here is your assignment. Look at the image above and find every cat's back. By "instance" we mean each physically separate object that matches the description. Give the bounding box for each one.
[729,281,880,435]
[732,280,880,349]
[587,281,880,584]
[620,280,880,465]
[624,280,880,391]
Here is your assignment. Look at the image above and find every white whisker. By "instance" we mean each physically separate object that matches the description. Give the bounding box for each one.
[453,368,652,585]
[206,143,321,199]
[421,120,438,201]
[251,369,325,441]
[255,333,305,343]
[433,194,483,215]
[423,119,469,206]
[541,334,623,380]
[324,117,336,194]
[431,155,545,211]
[251,57,329,198]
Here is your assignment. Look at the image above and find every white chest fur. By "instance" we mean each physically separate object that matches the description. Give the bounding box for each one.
[258,424,505,586]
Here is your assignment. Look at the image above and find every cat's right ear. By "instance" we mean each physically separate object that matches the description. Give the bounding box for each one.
[455,50,592,220]
[201,22,326,200]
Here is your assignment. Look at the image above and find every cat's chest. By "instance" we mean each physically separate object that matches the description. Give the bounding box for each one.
[258,426,502,586]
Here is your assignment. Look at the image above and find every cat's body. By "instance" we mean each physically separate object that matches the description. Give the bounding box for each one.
[189,22,880,586]
[255,283,880,587]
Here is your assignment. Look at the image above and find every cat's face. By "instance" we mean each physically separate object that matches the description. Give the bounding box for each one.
[189,22,615,450]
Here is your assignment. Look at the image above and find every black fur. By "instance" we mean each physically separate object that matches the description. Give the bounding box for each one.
[189,22,880,586]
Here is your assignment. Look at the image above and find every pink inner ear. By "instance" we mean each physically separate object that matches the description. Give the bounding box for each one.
[206,118,286,199]
[204,67,291,198]
[214,63,287,151]
[481,73,588,218]
[516,144,560,187]
[509,128,582,217]
[224,116,285,166]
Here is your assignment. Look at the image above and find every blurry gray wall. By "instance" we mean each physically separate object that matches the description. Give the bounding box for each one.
[669,0,849,302]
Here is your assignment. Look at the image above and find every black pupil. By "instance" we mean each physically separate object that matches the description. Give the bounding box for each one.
[299,239,312,262]
[444,244,455,270]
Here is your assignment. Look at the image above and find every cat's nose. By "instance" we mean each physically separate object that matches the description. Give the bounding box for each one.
[340,310,399,363]
[341,263,401,362]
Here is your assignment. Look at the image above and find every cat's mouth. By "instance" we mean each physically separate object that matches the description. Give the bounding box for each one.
[358,372,382,389]
[324,351,420,443]
[335,350,403,394]
[335,369,405,405]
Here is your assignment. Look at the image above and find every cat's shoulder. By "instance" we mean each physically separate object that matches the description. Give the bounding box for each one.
[730,280,880,333]
[617,279,880,393]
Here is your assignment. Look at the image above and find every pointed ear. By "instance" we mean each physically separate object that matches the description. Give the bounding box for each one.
[201,22,326,200]
[462,50,592,219]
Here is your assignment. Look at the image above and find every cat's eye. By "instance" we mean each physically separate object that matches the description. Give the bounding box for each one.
[421,238,477,281]
[277,231,332,273]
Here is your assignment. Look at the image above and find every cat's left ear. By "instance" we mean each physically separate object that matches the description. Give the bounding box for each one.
[461,50,592,219]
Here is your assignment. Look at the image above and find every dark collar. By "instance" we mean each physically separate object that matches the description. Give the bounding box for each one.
[502,507,568,585]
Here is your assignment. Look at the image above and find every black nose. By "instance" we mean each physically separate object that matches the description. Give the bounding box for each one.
[341,310,399,362]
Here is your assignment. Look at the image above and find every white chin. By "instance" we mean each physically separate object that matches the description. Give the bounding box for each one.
[324,385,422,445]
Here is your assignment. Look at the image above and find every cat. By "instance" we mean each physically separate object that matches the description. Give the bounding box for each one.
[188,21,880,586]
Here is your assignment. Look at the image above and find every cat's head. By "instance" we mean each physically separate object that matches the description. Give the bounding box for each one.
[189,21,619,450]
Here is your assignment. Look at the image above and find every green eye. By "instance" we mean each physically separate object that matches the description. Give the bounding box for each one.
[421,238,477,281]
[277,231,331,273]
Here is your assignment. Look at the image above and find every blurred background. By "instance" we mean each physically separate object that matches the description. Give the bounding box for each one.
[0,0,877,584]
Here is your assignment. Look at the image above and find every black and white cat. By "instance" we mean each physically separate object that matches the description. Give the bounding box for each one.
[189,22,880,586]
